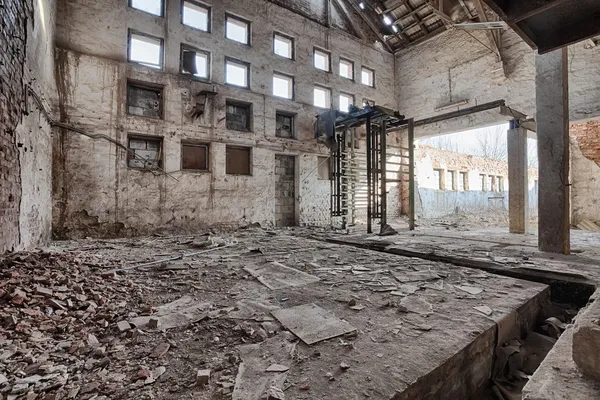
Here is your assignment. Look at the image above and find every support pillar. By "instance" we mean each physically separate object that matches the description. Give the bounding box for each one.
[507,121,528,234]
[535,48,570,254]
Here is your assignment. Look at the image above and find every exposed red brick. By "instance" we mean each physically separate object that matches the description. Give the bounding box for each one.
[570,121,600,166]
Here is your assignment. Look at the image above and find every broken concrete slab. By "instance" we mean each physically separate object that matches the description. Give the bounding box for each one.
[271,303,356,345]
[244,261,320,290]
[573,291,600,380]
[128,296,211,330]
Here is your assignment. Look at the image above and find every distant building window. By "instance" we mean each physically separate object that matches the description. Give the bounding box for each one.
[497,176,504,192]
[181,142,208,171]
[446,170,456,190]
[182,1,210,31]
[226,146,251,175]
[314,86,331,109]
[317,156,331,180]
[339,93,354,113]
[181,46,210,79]
[273,73,294,99]
[339,58,354,80]
[226,14,250,44]
[480,174,487,191]
[274,33,294,59]
[361,67,375,87]
[128,136,163,169]
[128,31,163,69]
[459,172,468,191]
[488,175,495,192]
[433,169,444,190]
[276,112,295,139]
[313,48,330,72]
[225,58,250,88]
[226,101,251,131]
[130,0,163,16]
[127,82,162,119]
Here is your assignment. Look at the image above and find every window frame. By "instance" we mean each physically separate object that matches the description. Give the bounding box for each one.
[273,32,295,60]
[361,66,375,87]
[225,13,251,45]
[127,134,164,170]
[339,57,354,80]
[224,57,250,88]
[127,30,164,70]
[181,0,211,32]
[313,85,331,109]
[339,92,355,113]
[275,111,296,139]
[129,0,164,17]
[225,146,252,176]
[313,48,331,72]
[126,80,164,120]
[272,72,294,100]
[225,100,252,132]
[180,44,211,81]
[181,141,209,172]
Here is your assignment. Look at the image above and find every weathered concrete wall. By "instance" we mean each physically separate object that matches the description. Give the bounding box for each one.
[395,29,600,138]
[52,0,395,237]
[571,121,600,226]
[0,0,55,253]
[415,145,538,219]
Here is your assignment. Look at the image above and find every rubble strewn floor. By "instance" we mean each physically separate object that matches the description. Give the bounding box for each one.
[0,228,553,400]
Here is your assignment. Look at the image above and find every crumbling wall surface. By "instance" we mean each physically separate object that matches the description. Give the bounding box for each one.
[52,0,395,237]
[0,0,55,253]
[571,121,600,226]
[395,29,600,137]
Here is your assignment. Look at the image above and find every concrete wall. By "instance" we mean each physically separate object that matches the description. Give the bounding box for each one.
[52,0,395,237]
[571,120,600,226]
[0,0,55,253]
[415,145,538,219]
[394,29,600,138]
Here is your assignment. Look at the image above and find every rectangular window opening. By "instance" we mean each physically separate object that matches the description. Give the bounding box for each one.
[226,101,251,132]
[181,46,210,79]
[339,93,354,113]
[128,31,163,69]
[314,86,331,109]
[498,176,504,192]
[128,135,163,169]
[130,0,163,16]
[317,156,332,180]
[274,33,294,59]
[225,58,250,88]
[181,142,208,171]
[339,58,354,80]
[226,146,251,175]
[127,82,163,119]
[361,67,375,87]
[273,73,293,99]
[313,48,330,72]
[459,172,468,191]
[226,14,250,44]
[182,1,210,31]
[276,112,295,139]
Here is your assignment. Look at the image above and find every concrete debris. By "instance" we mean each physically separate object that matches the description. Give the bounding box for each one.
[244,261,320,290]
[196,369,211,386]
[116,320,131,332]
[379,224,398,236]
[266,385,285,399]
[150,342,171,359]
[265,364,289,372]
[454,285,484,295]
[576,220,600,232]
[474,305,493,316]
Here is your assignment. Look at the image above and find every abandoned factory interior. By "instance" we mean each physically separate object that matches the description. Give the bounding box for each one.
[2,0,600,399]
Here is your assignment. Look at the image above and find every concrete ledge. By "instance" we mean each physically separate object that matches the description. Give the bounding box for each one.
[573,290,600,380]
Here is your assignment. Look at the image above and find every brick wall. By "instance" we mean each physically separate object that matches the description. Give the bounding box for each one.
[571,121,600,166]
[0,0,33,253]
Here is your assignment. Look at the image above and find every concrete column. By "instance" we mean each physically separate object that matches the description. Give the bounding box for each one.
[536,48,570,254]
[507,121,528,234]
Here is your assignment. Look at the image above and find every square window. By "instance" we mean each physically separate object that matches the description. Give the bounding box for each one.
[226,14,250,44]
[225,58,250,88]
[339,58,354,80]
[339,93,354,113]
[273,73,293,99]
[130,0,163,16]
[226,146,251,175]
[276,112,295,139]
[128,31,163,69]
[181,142,208,171]
[273,33,294,59]
[226,101,251,131]
[127,136,163,169]
[182,1,210,31]
[314,86,331,109]
[317,156,332,180]
[361,67,375,87]
[313,48,330,71]
[181,46,210,79]
[127,82,163,119]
